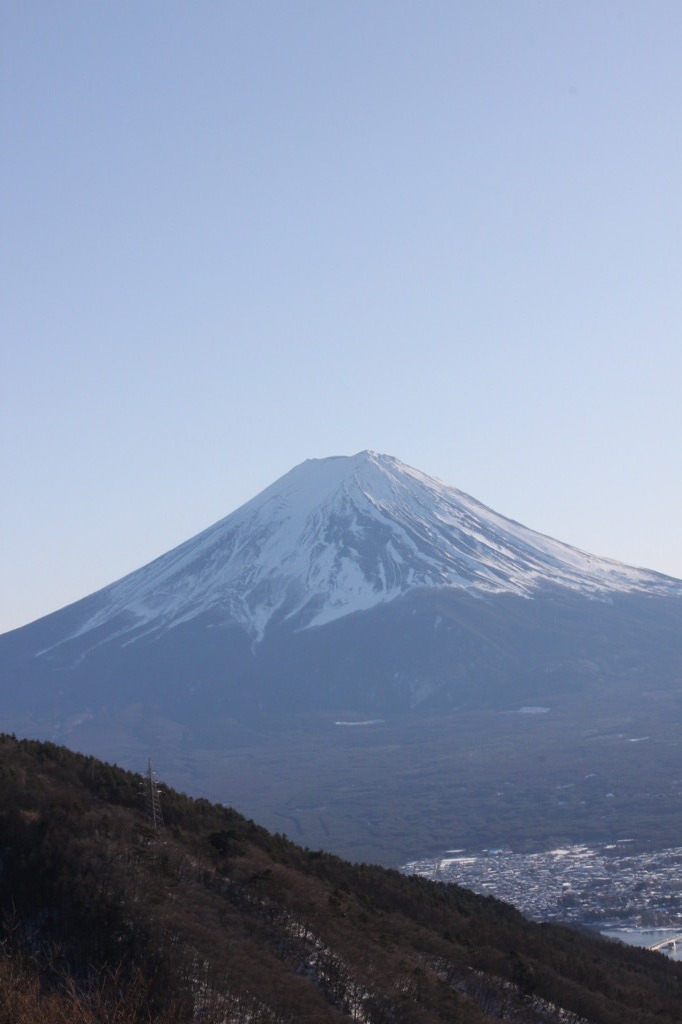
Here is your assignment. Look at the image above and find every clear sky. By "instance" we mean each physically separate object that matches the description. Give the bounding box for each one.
[2,1,681,635]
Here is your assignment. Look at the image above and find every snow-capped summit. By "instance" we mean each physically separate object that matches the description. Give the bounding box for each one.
[55,451,681,649]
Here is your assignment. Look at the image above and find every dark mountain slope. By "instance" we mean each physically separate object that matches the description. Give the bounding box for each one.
[0,735,680,1024]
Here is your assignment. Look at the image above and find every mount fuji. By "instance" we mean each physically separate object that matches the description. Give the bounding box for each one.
[1,452,681,862]
[28,450,680,645]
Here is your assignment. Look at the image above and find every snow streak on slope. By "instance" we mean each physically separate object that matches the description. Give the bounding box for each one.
[51,452,682,647]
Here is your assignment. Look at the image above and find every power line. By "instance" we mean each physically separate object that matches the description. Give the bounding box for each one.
[144,758,164,831]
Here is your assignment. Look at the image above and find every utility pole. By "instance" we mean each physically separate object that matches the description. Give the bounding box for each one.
[145,758,164,830]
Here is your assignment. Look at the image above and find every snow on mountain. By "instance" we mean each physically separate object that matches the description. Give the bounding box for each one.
[51,451,682,650]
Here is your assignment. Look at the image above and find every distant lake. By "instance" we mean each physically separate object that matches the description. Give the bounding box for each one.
[600,927,682,961]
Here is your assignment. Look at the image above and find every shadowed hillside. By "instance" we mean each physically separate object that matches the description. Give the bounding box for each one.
[0,735,680,1022]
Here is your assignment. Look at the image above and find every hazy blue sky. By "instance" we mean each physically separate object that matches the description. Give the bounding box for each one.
[2,1,681,634]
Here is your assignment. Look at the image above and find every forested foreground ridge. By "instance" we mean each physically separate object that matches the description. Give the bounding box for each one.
[0,735,680,1024]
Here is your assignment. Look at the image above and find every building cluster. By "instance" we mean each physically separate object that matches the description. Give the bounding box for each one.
[404,842,682,929]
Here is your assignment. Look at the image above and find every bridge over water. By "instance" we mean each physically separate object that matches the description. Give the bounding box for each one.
[649,932,682,952]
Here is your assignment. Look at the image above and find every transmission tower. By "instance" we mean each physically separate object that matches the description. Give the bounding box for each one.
[144,758,164,830]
